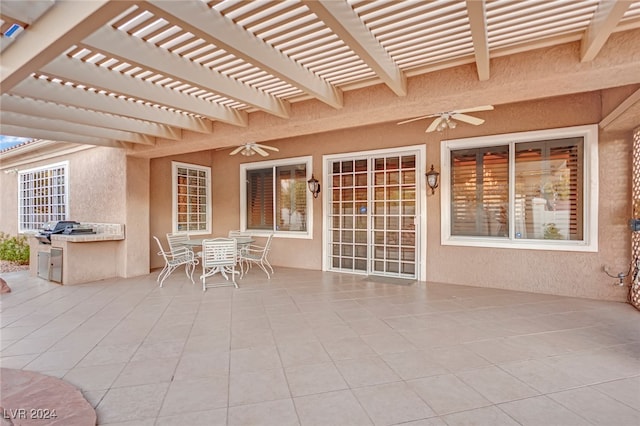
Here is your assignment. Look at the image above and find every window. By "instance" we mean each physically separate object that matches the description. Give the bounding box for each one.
[442,125,598,251]
[19,162,68,232]
[240,156,312,238]
[172,162,211,234]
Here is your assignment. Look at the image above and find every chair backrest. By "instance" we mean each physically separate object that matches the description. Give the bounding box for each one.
[201,238,237,268]
[153,236,169,262]
[261,234,274,260]
[166,232,190,252]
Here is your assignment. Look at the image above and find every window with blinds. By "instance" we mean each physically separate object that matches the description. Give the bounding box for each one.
[451,147,509,237]
[18,162,68,232]
[172,162,211,234]
[241,156,312,237]
[247,168,274,230]
[443,125,597,252]
[515,138,583,241]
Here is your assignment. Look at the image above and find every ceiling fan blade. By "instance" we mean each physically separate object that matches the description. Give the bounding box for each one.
[397,114,437,125]
[455,105,494,114]
[254,143,279,152]
[229,146,244,155]
[451,113,484,125]
[425,116,443,133]
[253,146,269,156]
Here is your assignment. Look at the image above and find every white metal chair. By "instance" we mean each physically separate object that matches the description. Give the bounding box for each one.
[200,238,239,291]
[153,236,198,287]
[239,234,274,279]
[166,232,190,252]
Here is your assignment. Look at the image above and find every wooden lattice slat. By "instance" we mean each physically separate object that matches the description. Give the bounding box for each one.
[630,127,640,310]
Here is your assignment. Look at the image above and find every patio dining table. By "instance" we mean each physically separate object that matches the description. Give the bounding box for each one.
[183,236,254,249]
[183,236,254,283]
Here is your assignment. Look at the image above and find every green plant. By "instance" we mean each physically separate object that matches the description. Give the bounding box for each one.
[544,223,563,240]
[0,232,30,265]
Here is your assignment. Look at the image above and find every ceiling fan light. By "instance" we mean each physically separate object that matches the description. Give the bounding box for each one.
[448,120,457,129]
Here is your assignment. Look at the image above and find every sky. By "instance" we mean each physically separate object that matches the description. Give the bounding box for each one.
[0,135,30,150]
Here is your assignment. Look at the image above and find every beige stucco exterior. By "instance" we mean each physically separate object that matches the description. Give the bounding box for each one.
[0,146,149,283]
[0,92,634,301]
[142,90,633,301]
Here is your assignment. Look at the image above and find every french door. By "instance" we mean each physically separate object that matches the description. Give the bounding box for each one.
[326,149,421,279]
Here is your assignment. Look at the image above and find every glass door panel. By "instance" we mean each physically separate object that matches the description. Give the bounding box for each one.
[328,152,418,279]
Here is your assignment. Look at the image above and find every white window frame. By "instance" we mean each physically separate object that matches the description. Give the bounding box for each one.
[172,161,211,235]
[240,156,313,239]
[441,125,598,252]
[18,161,69,233]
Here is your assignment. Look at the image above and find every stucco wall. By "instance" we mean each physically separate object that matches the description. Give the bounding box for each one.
[149,91,632,300]
[149,151,213,270]
[0,146,127,236]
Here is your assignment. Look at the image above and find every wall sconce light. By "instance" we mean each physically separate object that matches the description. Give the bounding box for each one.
[426,164,440,194]
[307,175,321,198]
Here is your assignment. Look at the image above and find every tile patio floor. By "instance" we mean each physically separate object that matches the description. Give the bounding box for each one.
[0,267,639,425]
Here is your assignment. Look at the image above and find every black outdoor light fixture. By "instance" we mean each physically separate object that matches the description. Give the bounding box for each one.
[426,164,440,194]
[307,175,321,198]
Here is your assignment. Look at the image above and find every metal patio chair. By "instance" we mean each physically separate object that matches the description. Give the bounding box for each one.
[153,236,198,287]
[166,232,191,252]
[200,238,239,291]
[238,233,274,279]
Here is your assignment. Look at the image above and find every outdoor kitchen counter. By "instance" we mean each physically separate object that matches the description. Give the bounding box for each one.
[29,223,125,285]
[49,233,125,243]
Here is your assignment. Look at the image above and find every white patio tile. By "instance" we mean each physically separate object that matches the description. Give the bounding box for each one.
[498,359,587,393]
[548,387,640,426]
[159,376,229,417]
[592,376,640,410]
[498,395,591,426]
[427,345,492,372]
[76,343,140,367]
[294,390,372,426]
[2,269,639,424]
[408,374,491,415]
[63,363,126,391]
[173,351,230,381]
[455,365,540,403]
[96,382,169,424]
[352,381,436,425]
[129,338,185,362]
[284,362,348,397]
[228,399,299,426]
[277,340,331,368]
[229,368,291,406]
[321,336,376,361]
[230,345,282,373]
[334,355,401,388]
[111,357,179,388]
[441,406,520,426]
[381,350,449,380]
[360,331,417,354]
[156,408,227,426]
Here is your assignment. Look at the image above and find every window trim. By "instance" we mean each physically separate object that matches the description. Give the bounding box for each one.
[171,161,211,235]
[18,161,69,233]
[240,156,313,239]
[441,125,598,252]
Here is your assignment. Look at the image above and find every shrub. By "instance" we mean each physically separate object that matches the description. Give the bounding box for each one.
[0,232,30,265]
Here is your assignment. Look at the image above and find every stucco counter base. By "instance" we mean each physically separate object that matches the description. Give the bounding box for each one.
[29,232,125,285]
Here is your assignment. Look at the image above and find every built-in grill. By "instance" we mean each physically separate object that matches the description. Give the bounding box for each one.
[36,221,95,244]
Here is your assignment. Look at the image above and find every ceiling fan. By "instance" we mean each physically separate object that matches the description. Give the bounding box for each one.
[229,142,279,157]
[397,105,494,132]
